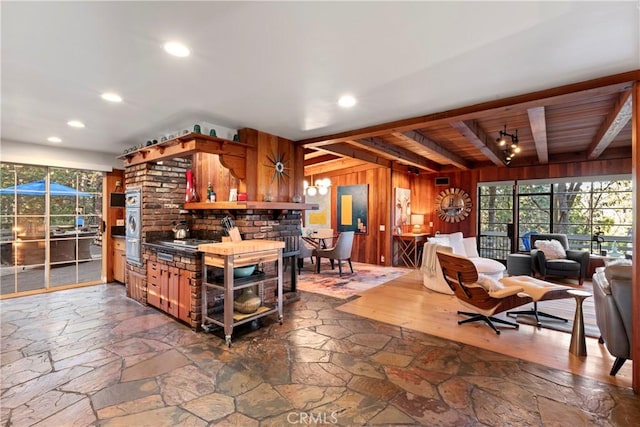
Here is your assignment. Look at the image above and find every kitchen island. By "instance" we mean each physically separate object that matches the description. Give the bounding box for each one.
[199,239,285,346]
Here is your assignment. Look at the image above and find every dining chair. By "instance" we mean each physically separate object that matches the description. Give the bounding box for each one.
[315,231,355,276]
[315,228,334,248]
[297,236,316,274]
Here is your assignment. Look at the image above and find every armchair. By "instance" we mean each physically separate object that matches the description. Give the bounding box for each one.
[437,250,532,334]
[530,233,589,286]
[593,264,632,375]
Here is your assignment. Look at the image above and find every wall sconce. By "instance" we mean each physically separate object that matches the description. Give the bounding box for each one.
[496,124,519,165]
[304,177,331,196]
[410,214,424,233]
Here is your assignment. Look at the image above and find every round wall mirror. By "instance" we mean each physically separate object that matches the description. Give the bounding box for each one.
[435,188,472,223]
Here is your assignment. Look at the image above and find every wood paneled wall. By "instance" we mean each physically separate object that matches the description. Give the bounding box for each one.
[240,128,301,202]
[321,156,633,266]
[319,165,391,265]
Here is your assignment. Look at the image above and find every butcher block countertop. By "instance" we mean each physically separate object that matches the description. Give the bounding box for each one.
[198,239,285,256]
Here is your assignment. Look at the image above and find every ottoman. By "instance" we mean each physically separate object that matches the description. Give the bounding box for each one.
[507,253,532,276]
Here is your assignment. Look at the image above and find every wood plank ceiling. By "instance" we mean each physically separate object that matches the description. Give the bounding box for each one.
[300,71,639,176]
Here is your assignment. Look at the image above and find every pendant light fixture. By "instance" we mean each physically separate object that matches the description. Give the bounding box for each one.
[304,177,331,196]
[496,124,519,165]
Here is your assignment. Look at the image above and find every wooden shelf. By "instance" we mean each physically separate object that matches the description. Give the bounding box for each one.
[183,201,318,211]
[117,133,251,169]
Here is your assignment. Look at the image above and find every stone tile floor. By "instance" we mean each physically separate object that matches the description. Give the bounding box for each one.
[1,284,639,426]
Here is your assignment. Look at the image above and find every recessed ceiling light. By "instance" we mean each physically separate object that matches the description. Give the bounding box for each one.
[67,120,85,128]
[101,92,122,103]
[163,41,190,58]
[47,136,62,143]
[338,95,357,108]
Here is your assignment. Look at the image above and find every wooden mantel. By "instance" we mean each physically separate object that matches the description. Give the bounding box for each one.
[184,201,318,211]
[119,128,307,204]
[118,133,250,180]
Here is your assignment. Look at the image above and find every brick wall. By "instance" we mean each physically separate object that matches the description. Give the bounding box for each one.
[125,159,302,330]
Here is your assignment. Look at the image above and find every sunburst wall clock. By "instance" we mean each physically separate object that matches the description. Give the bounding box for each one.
[265,148,290,184]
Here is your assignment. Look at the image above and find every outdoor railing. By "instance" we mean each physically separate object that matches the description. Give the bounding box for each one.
[478,233,632,262]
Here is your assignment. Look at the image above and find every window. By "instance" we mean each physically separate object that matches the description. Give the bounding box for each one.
[478,175,632,260]
[0,163,104,296]
[478,182,513,261]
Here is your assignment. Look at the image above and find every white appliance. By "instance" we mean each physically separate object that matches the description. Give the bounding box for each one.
[125,187,142,265]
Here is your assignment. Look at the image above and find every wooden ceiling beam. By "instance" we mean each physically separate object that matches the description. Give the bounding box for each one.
[314,142,393,168]
[450,120,504,166]
[527,106,549,164]
[393,130,471,170]
[587,90,633,160]
[304,153,340,166]
[350,137,442,172]
[304,157,370,176]
[297,71,639,147]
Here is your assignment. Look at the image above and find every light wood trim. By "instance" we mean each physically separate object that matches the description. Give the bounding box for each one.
[588,90,633,160]
[393,131,470,170]
[632,81,639,393]
[527,106,549,164]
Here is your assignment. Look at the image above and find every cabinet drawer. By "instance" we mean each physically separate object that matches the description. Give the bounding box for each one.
[113,238,126,251]
[147,282,161,308]
[147,262,162,285]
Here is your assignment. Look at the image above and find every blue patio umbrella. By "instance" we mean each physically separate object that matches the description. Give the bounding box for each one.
[0,179,90,196]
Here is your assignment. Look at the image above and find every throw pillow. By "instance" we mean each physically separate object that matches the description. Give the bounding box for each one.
[604,258,632,267]
[534,239,566,260]
[477,274,503,292]
[428,235,451,247]
[448,232,466,255]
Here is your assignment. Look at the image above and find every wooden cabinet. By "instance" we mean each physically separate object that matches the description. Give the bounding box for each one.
[146,261,191,323]
[113,237,126,283]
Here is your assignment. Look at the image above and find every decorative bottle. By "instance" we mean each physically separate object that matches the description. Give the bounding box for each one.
[207,182,216,202]
[185,170,199,203]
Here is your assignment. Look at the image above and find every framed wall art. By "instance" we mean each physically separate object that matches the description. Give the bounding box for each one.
[394,187,411,228]
[337,184,368,234]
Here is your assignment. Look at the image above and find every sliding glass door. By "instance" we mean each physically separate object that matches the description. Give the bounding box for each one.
[0,163,103,296]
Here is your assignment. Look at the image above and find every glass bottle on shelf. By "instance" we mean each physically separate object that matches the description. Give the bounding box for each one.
[185,170,199,203]
[207,182,216,202]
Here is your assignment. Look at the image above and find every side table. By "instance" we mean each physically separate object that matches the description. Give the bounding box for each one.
[568,289,592,356]
[393,233,430,269]
[507,253,532,276]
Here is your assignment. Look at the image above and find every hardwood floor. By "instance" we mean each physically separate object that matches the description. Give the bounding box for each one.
[336,269,633,389]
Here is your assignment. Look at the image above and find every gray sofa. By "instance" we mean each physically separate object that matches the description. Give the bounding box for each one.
[592,263,632,376]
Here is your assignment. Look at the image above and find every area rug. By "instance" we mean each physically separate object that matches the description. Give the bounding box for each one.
[296,261,410,299]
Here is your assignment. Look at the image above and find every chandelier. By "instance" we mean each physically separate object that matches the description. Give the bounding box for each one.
[304,177,331,196]
[496,124,520,165]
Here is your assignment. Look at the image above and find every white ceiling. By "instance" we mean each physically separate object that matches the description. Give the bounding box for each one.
[1,1,638,157]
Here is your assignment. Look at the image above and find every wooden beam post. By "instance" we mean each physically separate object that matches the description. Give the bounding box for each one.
[632,81,639,394]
